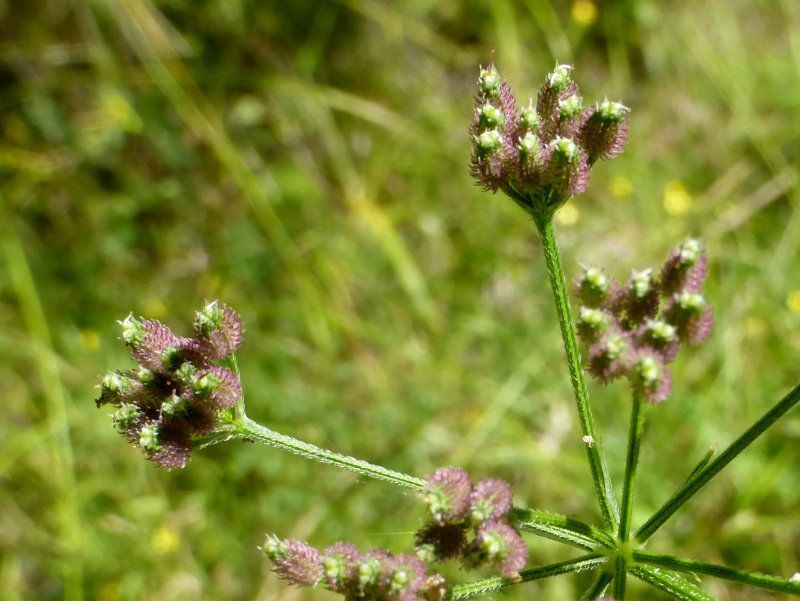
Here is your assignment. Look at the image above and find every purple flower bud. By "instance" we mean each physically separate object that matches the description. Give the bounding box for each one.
[622,268,660,325]
[193,366,242,408]
[386,554,427,601]
[545,137,590,198]
[575,266,615,308]
[321,542,361,593]
[262,535,323,586]
[194,301,244,360]
[415,522,467,560]
[468,521,528,581]
[631,351,672,404]
[420,574,448,601]
[423,467,472,523]
[664,292,714,345]
[588,330,632,382]
[660,239,708,296]
[579,100,630,164]
[637,319,680,363]
[470,478,513,523]
[577,306,612,345]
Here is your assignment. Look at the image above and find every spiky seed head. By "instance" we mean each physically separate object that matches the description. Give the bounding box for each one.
[475,129,503,157]
[264,537,323,586]
[479,65,501,98]
[520,101,540,131]
[517,132,541,163]
[546,63,573,91]
[477,104,504,128]
[471,521,529,581]
[596,100,629,123]
[558,94,583,119]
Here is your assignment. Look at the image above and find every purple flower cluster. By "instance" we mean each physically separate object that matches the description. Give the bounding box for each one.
[262,535,447,601]
[470,62,628,204]
[575,240,713,403]
[96,301,244,469]
[417,468,527,581]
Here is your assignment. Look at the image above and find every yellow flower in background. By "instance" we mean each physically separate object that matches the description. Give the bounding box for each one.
[609,175,633,199]
[151,525,179,554]
[663,180,692,216]
[571,0,598,26]
[79,329,100,352]
[787,290,800,313]
[556,204,580,225]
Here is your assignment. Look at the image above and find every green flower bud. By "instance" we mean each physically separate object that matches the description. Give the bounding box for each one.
[558,94,583,119]
[646,319,677,343]
[605,334,628,359]
[102,372,133,393]
[161,393,188,417]
[477,103,504,128]
[136,367,155,384]
[677,291,706,315]
[195,301,225,337]
[475,129,503,157]
[636,355,661,386]
[520,101,540,131]
[596,100,629,124]
[194,372,222,396]
[160,346,183,371]
[138,423,160,452]
[631,268,654,298]
[479,66,501,98]
[119,314,145,346]
[678,238,702,266]
[552,136,579,162]
[175,362,199,386]
[546,64,573,91]
[112,403,141,432]
[579,307,610,332]
[517,132,540,163]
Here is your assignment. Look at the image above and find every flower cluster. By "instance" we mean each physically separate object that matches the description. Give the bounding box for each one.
[575,239,713,403]
[416,467,527,581]
[470,61,629,206]
[262,536,447,601]
[96,301,244,469]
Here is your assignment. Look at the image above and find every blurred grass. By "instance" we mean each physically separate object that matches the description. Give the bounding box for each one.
[1,0,799,599]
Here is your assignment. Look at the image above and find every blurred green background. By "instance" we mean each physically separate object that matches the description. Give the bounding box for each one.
[2,0,799,599]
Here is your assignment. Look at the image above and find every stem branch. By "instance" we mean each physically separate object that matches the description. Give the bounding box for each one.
[634,551,800,596]
[637,382,800,541]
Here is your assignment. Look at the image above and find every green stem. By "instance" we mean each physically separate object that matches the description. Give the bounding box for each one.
[233,416,424,490]
[512,507,614,550]
[636,382,800,542]
[619,394,645,542]
[534,216,619,530]
[613,556,627,600]
[447,554,607,600]
[634,551,800,596]
[579,572,613,601]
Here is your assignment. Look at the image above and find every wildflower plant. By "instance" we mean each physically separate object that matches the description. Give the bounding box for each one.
[93,62,800,600]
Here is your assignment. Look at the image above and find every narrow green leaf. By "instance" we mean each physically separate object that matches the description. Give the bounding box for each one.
[579,571,613,601]
[631,565,717,601]
[512,507,613,550]
[683,446,717,485]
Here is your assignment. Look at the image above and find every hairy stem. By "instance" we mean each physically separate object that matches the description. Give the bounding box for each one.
[534,215,619,530]
[447,554,607,600]
[233,416,424,490]
[512,508,615,550]
[634,551,800,596]
[619,395,645,543]
[637,382,800,542]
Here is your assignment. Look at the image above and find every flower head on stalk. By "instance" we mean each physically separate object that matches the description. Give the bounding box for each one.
[575,240,714,403]
[96,302,244,469]
[469,61,630,218]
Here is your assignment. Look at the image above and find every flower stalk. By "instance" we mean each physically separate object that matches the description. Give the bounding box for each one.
[535,215,619,531]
